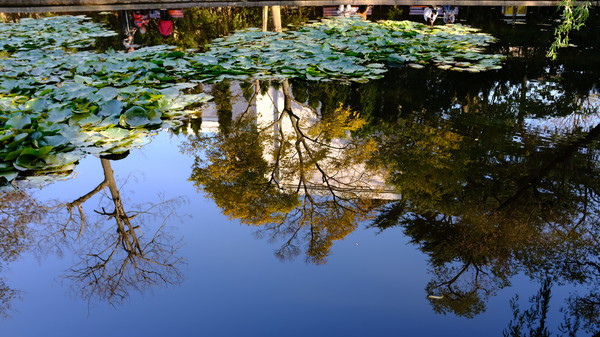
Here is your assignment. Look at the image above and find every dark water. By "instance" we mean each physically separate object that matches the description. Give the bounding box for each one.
[1,6,599,336]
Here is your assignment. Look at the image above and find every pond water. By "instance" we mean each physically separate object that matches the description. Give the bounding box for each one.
[0,6,599,337]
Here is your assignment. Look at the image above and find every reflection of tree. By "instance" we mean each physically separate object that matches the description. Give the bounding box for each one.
[504,279,553,337]
[0,190,42,317]
[388,210,528,318]
[563,292,600,336]
[1,191,44,261]
[504,278,599,337]
[42,158,184,303]
[368,94,600,327]
[0,275,19,318]
[184,80,385,263]
[358,52,600,326]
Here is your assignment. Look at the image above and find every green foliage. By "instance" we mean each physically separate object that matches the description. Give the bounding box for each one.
[375,119,468,207]
[385,6,405,21]
[189,17,504,82]
[306,104,366,140]
[547,0,591,60]
[0,15,117,52]
[365,73,600,322]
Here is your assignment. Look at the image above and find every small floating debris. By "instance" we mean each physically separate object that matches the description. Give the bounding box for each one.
[428,295,444,299]
[408,63,425,69]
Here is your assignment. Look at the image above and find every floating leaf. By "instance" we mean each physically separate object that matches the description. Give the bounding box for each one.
[93,87,119,101]
[99,100,124,117]
[123,106,161,127]
[99,128,130,140]
[41,135,68,147]
[5,115,32,129]
[0,170,18,182]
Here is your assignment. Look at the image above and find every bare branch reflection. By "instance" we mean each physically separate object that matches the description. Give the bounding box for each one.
[184,79,388,263]
[1,191,43,261]
[40,158,186,303]
[0,190,44,316]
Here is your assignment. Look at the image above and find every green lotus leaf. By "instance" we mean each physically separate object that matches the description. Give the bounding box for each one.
[69,113,102,126]
[22,172,71,186]
[60,82,96,100]
[123,106,154,127]
[14,132,28,142]
[99,100,124,117]
[93,87,119,101]
[0,131,14,142]
[41,135,68,147]
[99,127,131,140]
[23,98,48,112]
[46,107,72,123]
[5,114,32,129]
[16,146,54,164]
[170,93,212,110]
[159,87,180,100]
[0,79,19,91]
[42,152,80,168]
[73,75,95,84]
[14,153,44,170]
[3,148,23,161]
[96,115,121,128]
[0,170,18,182]
[130,136,152,147]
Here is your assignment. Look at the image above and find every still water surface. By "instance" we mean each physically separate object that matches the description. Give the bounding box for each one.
[0,6,599,336]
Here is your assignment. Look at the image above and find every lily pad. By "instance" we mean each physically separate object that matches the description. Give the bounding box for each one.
[123,106,161,127]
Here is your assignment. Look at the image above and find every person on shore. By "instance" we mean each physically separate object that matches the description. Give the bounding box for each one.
[133,11,149,34]
[157,10,174,37]
[442,5,458,24]
[423,6,438,26]
[336,5,372,19]
[122,27,139,52]
[357,5,372,19]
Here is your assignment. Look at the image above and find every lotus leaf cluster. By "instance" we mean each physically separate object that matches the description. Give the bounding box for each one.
[183,17,504,82]
[0,15,118,52]
[0,15,505,187]
[0,17,210,187]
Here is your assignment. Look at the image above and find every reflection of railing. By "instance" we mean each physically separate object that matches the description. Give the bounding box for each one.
[2,0,599,13]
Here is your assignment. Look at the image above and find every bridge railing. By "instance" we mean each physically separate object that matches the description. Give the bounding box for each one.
[0,0,597,13]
